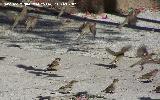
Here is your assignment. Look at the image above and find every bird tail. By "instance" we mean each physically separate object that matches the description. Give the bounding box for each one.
[130,63,136,68]
[47,64,51,67]
[121,45,132,53]
[101,89,105,92]
[106,48,116,56]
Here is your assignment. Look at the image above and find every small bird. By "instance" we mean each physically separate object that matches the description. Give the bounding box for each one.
[102,79,119,94]
[137,69,159,82]
[12,6,28,30]
[106,45,132,65]
[47,58,61,71]
[130,45,158,71]
[57,0,75,19]
[57,80,78,94]
[136,45,149,58]
[153,86,160,93]
[77,22,96,41]
[118,8,141,29]
[25,15,38,32]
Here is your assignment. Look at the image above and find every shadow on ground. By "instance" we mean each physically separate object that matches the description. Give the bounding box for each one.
[0,11,131,51]
[95,63,118,69]
[0,13,81,49]
[16,64,63,77]
[0,57,6,60]
[138,97,160,100]
[36,96,52,100]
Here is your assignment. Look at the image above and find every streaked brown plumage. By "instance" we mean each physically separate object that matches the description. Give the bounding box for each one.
[47,58,61,71]
[136,45,149,58]
[102,79,119,94]
[25,16,38,32]
[118,8,140,29]
[77,22,96,41]
[57,80,78,94]
[106,45,131,65]
[57,0,74,19]
[153,86,160,93]
[130,45,159,71]
[12,6,27,30]
[138,69,159,81]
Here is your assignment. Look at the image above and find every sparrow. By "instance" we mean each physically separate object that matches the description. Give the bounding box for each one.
[136,45,149,58]
[130,45,159,71]
[57,0,75,19]
[137,69,159,82]
[106,45,132,65]
[101,79,119,94]
[47,58,61,71]
[118,8,141,29]
[153,86,160,93]
[12,6,28,30]
[25,15,38,32]
[57,80,78,94]
[77,22,96,41]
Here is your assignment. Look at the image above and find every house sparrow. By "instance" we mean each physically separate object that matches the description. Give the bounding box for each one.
[153,86,160,93]
[77,22,96,41]
[106,45,131,65]
[57,80,78,94]
[25,15,38,32]
[47,58,61,71]
[12,6,28,30]
[57,0,75,19]
[137,69,159,82]
[130,45,159,71]
[101,79,119,94]
[118,8,141,29]
[136,44,149,58]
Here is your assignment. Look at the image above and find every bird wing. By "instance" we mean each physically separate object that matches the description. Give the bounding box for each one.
[79,22,87,32]
[137,45,148,57]
[130,59,144,67]
[89,23,96,37]
[120,45,132,53]
[103,84,114,93]
[106,47,116,56]
[51,61,59,66]
[139,73,153,79]
[58,86,66,90]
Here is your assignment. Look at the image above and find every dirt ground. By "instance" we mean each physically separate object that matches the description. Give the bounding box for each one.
[0,10,160,100]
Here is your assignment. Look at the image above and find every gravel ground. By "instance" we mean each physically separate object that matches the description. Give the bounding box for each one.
[0,11,160,100]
